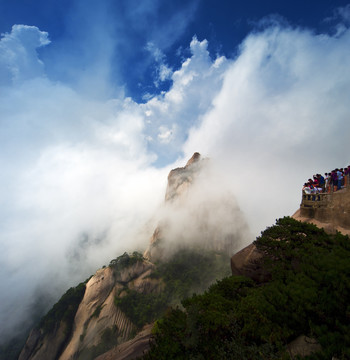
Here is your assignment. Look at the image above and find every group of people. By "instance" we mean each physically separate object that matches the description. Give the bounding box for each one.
[303,166,350,195]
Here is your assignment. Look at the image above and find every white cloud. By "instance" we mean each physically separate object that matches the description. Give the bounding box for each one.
[158,125,176,143]
[159,63,173,81]
[0,27,229,341]
[184,23,350,235]
[0,25,50,85]
[146,42,173,86]
[0,25,169,340]
[142,36,229,163]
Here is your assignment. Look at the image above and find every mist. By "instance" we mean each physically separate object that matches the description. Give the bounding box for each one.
[1,6,350,344]
[184,16,350,234]
[146,157,252,261]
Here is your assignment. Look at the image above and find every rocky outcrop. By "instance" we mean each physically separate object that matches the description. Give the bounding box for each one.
[287,335,321,358]
[165,152,203,202]
[59,266,133,360]
[230,243,270,283]
[19,323,68,360]
[19,258,162,360]
[145,152,250,261]
[144,153,205,260]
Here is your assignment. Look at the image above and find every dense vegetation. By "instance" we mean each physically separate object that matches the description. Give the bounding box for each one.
[144,217,350,359]
[38,280,87,335]
[109,251,144,270]
[115,248,231,329]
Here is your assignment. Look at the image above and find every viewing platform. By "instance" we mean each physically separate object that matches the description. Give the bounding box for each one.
[301,192,331,208]
[301,174,350,209]
[299,174,350,230]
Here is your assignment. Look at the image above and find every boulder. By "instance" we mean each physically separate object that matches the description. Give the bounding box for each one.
[287,335,321,358]
[230,243,270,283]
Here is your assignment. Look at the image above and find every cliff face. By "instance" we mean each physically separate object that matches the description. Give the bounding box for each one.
[19,257,161,360]
[164,152,202,202]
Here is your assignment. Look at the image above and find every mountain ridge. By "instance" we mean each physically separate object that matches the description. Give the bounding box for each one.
[18,152,247,360]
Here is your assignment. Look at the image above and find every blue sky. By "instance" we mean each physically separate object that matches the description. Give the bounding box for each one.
[1,0,349,101]
[1,0,350,341]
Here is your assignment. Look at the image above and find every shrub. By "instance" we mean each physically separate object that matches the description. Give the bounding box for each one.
[109,251,144,270]
[38,281,87,335]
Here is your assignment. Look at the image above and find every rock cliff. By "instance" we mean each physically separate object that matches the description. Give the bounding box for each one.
[145,152,250,261]
[19,254,161,360]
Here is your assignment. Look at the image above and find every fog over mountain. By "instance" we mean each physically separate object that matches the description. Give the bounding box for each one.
[1,4,350,342]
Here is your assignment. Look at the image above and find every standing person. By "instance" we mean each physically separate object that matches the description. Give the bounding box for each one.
[336,168,343,191]
[325,173,330,193]
[331,170,338,192]
[318,174,325,192]
[340,168,345,187]
[345,166,350,187]
[303,183,311,200]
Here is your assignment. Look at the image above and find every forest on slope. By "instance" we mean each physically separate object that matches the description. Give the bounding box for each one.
[144,217,350,359]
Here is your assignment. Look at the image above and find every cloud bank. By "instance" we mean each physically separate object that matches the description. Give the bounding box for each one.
[0,25,169,340]
[184,19,350,233]
[1,8,350,342]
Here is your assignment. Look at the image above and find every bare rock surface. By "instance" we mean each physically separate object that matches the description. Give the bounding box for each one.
[19,323,67,360]
[293,208,350,236]
[58,260,160,360]
[230,243,270,283]
[20,260,160,360]
[165,152,202,202]
[95,324,153,360]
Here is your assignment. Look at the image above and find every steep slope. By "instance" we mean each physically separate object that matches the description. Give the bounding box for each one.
[19,253,160,360]
[95,324,153,360]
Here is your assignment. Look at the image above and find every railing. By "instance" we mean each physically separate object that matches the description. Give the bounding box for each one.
[301,192,331,208]
[301,174,350,208]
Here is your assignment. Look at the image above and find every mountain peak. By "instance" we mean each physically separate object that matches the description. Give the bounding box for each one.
[185,152,201,167]
[165,152,205,202]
